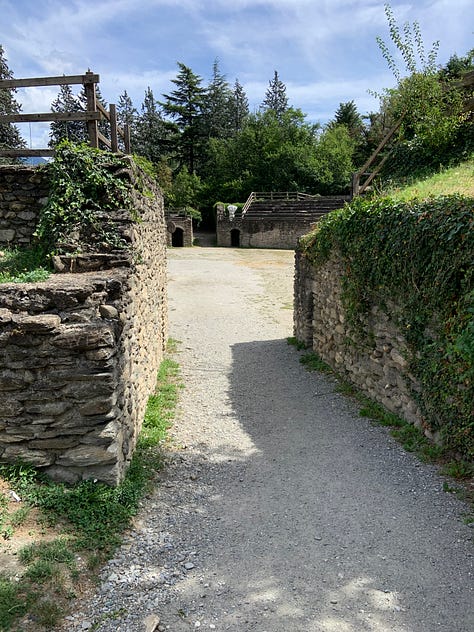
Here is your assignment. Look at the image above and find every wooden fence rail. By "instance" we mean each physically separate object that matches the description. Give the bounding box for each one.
[0,71,130,158]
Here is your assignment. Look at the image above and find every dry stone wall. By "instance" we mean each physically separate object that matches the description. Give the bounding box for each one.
[0,161,168,485]
[0,165,50,245]
[294,251,430,438]
[166,214,193,247]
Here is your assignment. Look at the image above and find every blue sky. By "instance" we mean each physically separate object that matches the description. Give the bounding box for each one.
[1,0,473,148]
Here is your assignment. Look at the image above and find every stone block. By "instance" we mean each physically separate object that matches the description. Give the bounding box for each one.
[0,229,15,242]
[57,444,117,467]
[52,323,116,350]
[2,445,54,467]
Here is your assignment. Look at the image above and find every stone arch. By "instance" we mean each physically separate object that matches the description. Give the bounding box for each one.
[230,228,241,247]
[172,227,184,247]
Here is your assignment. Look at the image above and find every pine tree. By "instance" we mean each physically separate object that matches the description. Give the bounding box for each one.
[262,70,288,119]
[332,101,363,137]
[49,84,86,147]
[161,62,206,174]
[134,87,167,164]
[202,59,233,139]
[117,90,137,152]
[0,44,26,161]
[230,79,249,133]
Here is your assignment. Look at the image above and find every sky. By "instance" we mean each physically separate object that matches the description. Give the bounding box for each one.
[1,0,473,149]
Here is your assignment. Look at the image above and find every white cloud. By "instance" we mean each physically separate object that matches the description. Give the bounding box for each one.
[3,0,473,146]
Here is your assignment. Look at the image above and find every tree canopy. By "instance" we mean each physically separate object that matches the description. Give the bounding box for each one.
[0,44,26,161]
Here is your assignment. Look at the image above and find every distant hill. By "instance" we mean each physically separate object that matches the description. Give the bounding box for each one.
[21,156,50,166]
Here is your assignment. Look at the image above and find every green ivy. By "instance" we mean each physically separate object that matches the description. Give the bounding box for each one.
[301,194,474,458]
[36,141,136,255]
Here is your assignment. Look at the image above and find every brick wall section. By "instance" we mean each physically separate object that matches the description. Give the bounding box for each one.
[0,162,168,485]
[0,165,50,245]
[293,252,434,441]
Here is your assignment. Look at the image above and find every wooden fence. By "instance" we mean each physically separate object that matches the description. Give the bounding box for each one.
[0,71,130,158]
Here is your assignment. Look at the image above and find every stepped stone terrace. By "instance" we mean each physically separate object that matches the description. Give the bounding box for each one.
[216,192,350,249]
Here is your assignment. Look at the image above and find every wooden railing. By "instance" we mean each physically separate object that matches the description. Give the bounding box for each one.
[351,114,404,198]
[0,71,130,158]
[352,69,474,197]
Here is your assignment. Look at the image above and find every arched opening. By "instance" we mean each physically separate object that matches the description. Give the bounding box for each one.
[230,229,241,247]
[172,227,184,247]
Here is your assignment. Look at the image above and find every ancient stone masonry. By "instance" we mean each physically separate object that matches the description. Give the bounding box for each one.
[216,197,349,249]
[0,161,168,485]
[294,251,430,439]
[0,165,50,246]
[165,211,193,247]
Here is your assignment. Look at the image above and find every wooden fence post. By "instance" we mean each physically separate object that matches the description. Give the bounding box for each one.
[110,104,118,153]
[124,124,131,154]
[83,71,98,148]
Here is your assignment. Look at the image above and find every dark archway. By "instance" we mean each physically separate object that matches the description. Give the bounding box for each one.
[172,227,184,247]
[230,229,241,247]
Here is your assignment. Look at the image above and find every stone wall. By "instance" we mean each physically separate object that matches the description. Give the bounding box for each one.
[166,213,193,247]
[216,205,315,249]
[0,165,50,245]
[294,251,430,438]
[0,161,168,485]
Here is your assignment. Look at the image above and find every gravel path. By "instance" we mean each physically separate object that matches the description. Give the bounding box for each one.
[65,247,472,632]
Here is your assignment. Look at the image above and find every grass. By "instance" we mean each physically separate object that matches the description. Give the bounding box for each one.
[384,155,474,200]
[299,351,332,373]
[286,336,306,350]
[0,348,181,631]
[0,246,51,284]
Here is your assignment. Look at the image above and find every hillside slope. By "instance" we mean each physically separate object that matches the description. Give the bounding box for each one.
[385,155,474,200]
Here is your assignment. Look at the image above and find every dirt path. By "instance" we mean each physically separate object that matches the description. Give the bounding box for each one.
[160,246,473,631]
[68,246,472,631]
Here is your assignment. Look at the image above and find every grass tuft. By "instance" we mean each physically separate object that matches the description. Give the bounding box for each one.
[0,246,51,284]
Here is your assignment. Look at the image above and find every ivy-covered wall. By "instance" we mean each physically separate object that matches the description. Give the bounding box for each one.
[294,195,473,460]
[0,148,168,485]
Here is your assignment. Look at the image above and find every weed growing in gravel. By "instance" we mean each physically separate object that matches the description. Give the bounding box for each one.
[440,460,474,480]
[286,336,307,350]
[299,352,332,373]
[0,351,181,630]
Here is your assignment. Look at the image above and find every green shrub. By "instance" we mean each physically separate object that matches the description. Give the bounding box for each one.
[0,245,50,283]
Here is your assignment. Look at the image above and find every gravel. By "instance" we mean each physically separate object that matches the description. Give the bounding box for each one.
[63,246,473,632]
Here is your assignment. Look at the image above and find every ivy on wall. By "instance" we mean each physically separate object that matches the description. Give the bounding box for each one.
[300,194,474,458]
[36,141,139,255]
